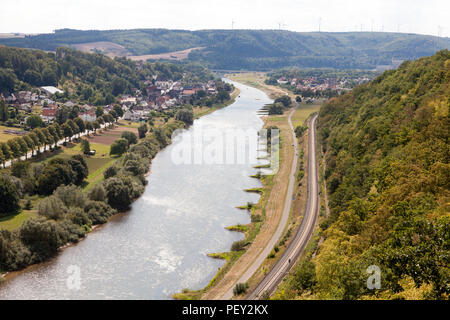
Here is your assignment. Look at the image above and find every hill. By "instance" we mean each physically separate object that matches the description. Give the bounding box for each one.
[0,29,449,70]
[274,50,449,300]
[0,46,214,102]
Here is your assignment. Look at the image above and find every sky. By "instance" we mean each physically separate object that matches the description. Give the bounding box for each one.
[1,0,449,37]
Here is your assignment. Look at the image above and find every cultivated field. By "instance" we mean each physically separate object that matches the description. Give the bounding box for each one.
[128,47,204,61]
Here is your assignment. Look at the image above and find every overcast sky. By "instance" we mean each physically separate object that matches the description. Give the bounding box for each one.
[1,0,449,37]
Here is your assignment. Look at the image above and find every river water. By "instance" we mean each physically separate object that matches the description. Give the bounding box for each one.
[0,80,273,299]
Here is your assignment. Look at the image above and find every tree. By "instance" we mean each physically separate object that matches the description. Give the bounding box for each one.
[73,117,85,137]
[46,125,59,148]
[36,159,75,195]
[89,184,106,202]
[80,139,90,154]
[20,217,60,259]
[61,123,73,142]
[175,109,193,125]
[275,95,292,107]
[95,106,104,118]
[16,137,29,159]
[0,175,20,215]
[0,142,11,167]
[295,125,307,138]
[7,138,21,160]
[53,184,86,208]
[0,100,10,122]
[55,106,70,125]
[23,134,35,157]
[32,128,46,152]
[110,138,129,156]
[25,115,44,129]
[40,128,52,151]
[121,131,137,145]
[112,77,128,96]
[268,102,284,115]
[37,195,67,220]
[28,132,40,154]
[104,166,118,179]
[138,123,148,139]
[296,96,302,103]
[66,120,79,140]
[109,110,118,122]
[217,90,230,102]
[85,121,93,136]
[92,121,100,134]
[113,105,124,117]
[68,155,88,185]
[103,177,133,211]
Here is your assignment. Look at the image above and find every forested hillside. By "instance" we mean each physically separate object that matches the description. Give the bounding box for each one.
[0,46,213,104]
[278,50,449,299]
[1,29,449,70]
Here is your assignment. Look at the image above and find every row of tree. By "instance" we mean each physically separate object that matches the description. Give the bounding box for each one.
[0,112,116,167]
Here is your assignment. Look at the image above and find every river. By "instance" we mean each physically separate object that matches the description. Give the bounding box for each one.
[0,80,272,299]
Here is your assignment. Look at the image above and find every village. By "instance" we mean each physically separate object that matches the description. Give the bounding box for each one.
[275,74,372,94]
[0,78,221,132]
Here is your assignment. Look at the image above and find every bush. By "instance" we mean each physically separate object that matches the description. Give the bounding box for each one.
[19,217,60,261]
[38,195,67,220]
[53,184,86,208]
[175,109,194,125]
[89,184,106,202]
[103,177,132,211]
[110,138,129,156]
[121,131,138,145]
[0,175,21,215]
[231,239,247,251]
[104,165,119,179]
[84,200,117,225]
[233,282,249,296]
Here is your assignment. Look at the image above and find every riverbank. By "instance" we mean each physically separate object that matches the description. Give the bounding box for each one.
[0,91,239,281]
[172,73,294,300]
[172,72,321,300]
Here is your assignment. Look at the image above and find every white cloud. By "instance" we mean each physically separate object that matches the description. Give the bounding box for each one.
[0,0,448,37]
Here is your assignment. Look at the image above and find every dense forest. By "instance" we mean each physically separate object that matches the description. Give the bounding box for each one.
[276,50,449,300]
[1,29,449,70]
[0,46,214,103]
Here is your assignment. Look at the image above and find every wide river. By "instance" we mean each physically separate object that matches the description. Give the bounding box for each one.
[0,80,272,299]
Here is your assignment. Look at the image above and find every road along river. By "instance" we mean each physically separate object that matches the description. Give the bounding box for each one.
[0,80,272,299]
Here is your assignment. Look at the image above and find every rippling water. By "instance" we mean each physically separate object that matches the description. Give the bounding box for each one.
[0,79,272,299]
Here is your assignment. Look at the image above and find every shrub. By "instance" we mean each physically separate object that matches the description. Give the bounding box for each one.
[233,283,249,296]
[38,195,67,220]
[0,175,21,215]
[103,177,132,211]
[89,184,106,202]
[19,217,59,261]
[104,165,118,179]
[84,200,117,225]
[231,239,247,251]
[110,138,129,156]
[53,184,86,208]
[121,131,138,145]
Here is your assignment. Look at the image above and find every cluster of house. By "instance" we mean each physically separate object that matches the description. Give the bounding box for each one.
[1,79,220,125]
[276,76,371,93]
[120,79,218,122]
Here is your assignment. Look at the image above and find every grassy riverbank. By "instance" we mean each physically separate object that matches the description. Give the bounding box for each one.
[172,72,321,300]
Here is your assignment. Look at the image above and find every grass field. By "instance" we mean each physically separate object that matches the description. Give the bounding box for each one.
[292,102,322,128]
[0,125,26,143]
[0,210,37,231]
